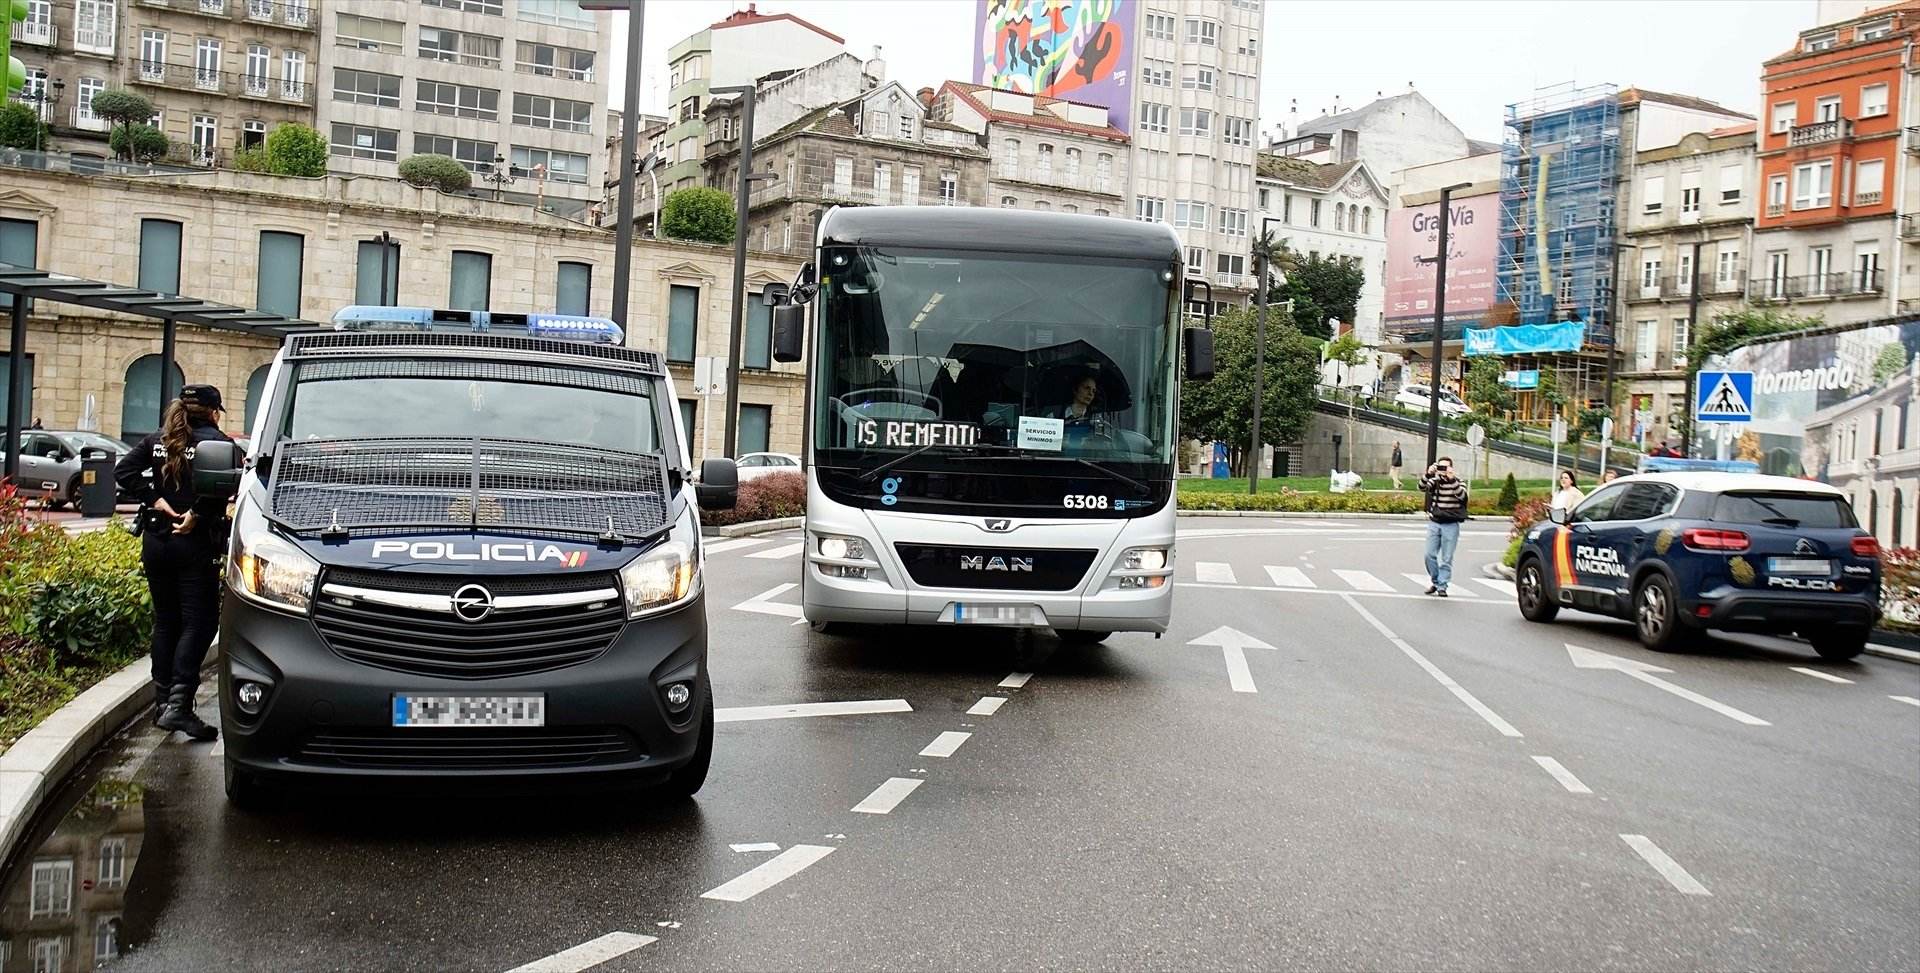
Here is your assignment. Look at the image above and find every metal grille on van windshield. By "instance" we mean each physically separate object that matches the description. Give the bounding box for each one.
[268,437,669,541]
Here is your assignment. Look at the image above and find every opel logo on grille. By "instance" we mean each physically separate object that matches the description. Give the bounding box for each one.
[451,584,494,622]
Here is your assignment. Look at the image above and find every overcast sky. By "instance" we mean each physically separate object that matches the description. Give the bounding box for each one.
[611,0,1823,142]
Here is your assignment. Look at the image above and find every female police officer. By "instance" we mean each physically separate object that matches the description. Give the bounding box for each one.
[114,384,234,742]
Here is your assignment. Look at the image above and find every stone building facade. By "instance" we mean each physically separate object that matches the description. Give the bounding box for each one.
[0,161,804,456]
[932,81,1129,218]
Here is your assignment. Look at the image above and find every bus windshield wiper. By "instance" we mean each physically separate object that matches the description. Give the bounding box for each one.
[1072,458,1150,495]
[854,442,1029,483]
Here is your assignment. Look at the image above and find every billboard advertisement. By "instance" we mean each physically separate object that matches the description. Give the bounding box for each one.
[1383,192,1499,340]
[1695,319,1919,549]
[975,0,1135,133]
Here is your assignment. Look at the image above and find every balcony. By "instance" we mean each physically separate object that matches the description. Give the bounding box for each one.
[1908,127,1920,154]
[139,0,313,29]
[1855,190,1883,206]
[1766,202,1786,218]
[131,60,315,104]
[10,17,54,47]
[1788,118,1854,147]
[1748,269,1884,301]
[749,178,970,210]
[1903,214,1920,240]
[71,108,107,133]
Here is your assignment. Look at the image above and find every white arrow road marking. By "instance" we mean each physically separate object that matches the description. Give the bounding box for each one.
[701,845,837,902]
[1566,644,1770,726]
[1620,834,1712,895]
[1343,595,1523,737]
[852,777,923,814]
[919,731,971,757]
[715,699,911,723]
[1530,755,1592,794]
[1187,625,1278,693]
[998,672,1033,689]
[1788,666,1855,684]
[506,932,657,973]
[747,542,805,559]
[1891,695,1920,707]
[732,582,803,618]
[1194,561,1238,584]
[1334,569,1393,592]
[730,842,781,853]
[967,696,1008,716]
[1263,565,1315,587]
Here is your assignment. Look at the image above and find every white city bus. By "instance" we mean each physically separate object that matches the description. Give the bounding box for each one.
[767,207,1213,641]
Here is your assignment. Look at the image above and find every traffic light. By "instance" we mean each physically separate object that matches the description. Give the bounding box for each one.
[3,0,27,96]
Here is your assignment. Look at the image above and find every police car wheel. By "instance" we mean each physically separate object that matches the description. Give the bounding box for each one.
[1809,632,1866,662]
[1634,575,1684,653]
[1516,558,1557,622]
[660,693,713,799]
[223,756,276,811]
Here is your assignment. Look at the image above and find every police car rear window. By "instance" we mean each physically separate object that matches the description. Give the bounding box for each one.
[1712,492,1856,529]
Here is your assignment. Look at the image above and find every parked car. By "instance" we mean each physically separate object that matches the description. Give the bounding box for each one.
[13,430,132,508]
[735,452,801,481]
[1394,384,1469,416]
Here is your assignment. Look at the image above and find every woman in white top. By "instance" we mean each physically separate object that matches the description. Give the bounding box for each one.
[1551,470,1585,518]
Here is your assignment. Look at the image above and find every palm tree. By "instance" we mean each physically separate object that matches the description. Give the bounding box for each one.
[1250,228,1299,303]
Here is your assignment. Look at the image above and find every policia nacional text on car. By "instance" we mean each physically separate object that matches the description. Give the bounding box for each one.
[114,384,234,742]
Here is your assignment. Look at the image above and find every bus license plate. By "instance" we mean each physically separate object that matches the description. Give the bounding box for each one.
[945,603,1043,625]
[393,694,545,727]
[1767,557,1830,576]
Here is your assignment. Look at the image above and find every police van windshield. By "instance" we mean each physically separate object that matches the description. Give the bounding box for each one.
[283,363,661,455]
[813,246,1178,467]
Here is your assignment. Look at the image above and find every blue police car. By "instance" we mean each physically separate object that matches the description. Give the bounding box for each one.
[1514,473,1882,660]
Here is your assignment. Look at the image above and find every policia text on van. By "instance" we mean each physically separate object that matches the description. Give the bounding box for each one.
[200,308,737,806]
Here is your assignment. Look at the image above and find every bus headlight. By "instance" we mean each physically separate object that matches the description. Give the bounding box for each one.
[229,500,318,613]
[1122,548,1169,571]
[621,511,702,618]
[817,534,866,560]
[1113,546,1171,590]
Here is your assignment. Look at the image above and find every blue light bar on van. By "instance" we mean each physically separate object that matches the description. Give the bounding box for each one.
[330,306,624,344]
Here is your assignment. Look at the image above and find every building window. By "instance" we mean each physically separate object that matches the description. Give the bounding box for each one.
[999,138,1019,177]
[1181,66,1215,91]
[1857,18,1893,41]
[1142,59,1171,87]
[97,839,126,888]
[1096,153,1112,182]
[1064,148,1081,179]
[194,38,222,89]
[74,0,114,53]
[899,115,915,141]
[744,292,773,368]
[419,80,501,120]
[190,114,217,162]
[423,0,503,14]
[419,27,501,69]
[1719,164,1743,203]
[1219,208,1248,236]
[1239,33,1259,56]
[1309,199,1321,227]
[1184,18,1218,45]
[1062,204,1078,214]
[355,238,401,305]
[1641,257,1660,289]
[449,251,493,311]
[510,146,589,184]
[1335,203,1346,231]
[1808,245,1833,293]
[832,157,853,194]
[667,284,697,363]
[1792,160,1833,209]
[1139,103,1170,134]
[512,93,593,133]
[415,134,496,174]
[873,161,892,199]
[334,68,401,108]
[1677,252,1694,293]
[1680,186,1700,214]
[1803,30,1837,52]
[282,49,306,99]
[1855,158,1885,205]
[1361,207,1371,235]
[255,231,303,318]
[901,166,921,203]
[940,173,957,204]
[516,41,595,82]
[337,12,402,53]
[243,44,269,95]
[139,29,166,78]
[1770,102,1795,134]
[138,219,182,297]
[1134,196,1165,222]
[738,404,772,454]
[1672,317,1690,360]
[1767,174,1787,214]
[517,0,595,28]
[1716,248,1740,285]
[1814,95,1841,123]
[1177,108,1211,136]
[678,97,698,122]
[1641,174,1664,213]
[1000,195,1017,208]
[1173,200,1208,228]
[1216,253,1245,278]
[677,399,697,444]
[1144,12,1174,40]
[1223,116,1253,146]
[1862,83,1889,117]
[29,861,73,918]
[1855,247,1880,290]
[1185,247,1206,273]
[1765,251,1790,297]
[330,123,399,161]
[1035,143,1053,178]
[1635,320,1658,370]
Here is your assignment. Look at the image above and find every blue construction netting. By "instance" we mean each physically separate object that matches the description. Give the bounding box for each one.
[1497,82,1621,347]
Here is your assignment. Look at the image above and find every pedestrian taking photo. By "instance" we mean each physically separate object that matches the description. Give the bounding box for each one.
[114,384,235,742]
[1419,457,1469,597]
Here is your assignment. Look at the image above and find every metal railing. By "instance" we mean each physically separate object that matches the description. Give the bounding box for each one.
[1766,202,1785,217]
[1907,127,1920,154]
[142,0,311,27]
[750,179,971,209]
[1748,269,1883,301]
[10,17,54,46]
[1789,118,1854,146]
[1855,190,1883,206]
[0,146,210,176]
[132,60,313,104]
[1902,215,1920,240]
[514,60,594,83]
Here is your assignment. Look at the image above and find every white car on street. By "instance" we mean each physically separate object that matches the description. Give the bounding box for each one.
[1394,384,1469,417]
[735,452,801,481]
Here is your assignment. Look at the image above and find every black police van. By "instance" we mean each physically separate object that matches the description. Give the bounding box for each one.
[198,307,737,805]
[1514,472,1881,659]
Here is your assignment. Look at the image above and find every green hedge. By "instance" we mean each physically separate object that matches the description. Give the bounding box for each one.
[1175,485,1545,516]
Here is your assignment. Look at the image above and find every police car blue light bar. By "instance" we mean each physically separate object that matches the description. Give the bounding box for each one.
[331,306,624,344]
[527,313,624,344]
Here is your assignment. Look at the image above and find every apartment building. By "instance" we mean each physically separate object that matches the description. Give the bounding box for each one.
[657,4,846,195]
[933,81,1130,218]
[1253,155,1391,339]
[1269,90,1490,199]
[10,0,116,153]
[116,0,319,165]
[315,0,612,218]
[1752,1,1913,323]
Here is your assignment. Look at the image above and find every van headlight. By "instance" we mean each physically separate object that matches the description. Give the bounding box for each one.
[621,510,702,618]
[228,499,318,613]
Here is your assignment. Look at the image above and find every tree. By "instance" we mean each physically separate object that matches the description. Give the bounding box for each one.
[88,89,155,161]
[1496,473,1520,513]
[398,154,472,194]
[0,102,48,151]
[229,146,270,173]
[661,187,735,243]
[108,124,170,164]
[1178,305,1323,473]
[262,123,327,176]
[1323,331,1367,465]
[1535,366,1567,415]
[1281,254,1364,339]
[1872,342,1909,385]
[1463,355,1514,415]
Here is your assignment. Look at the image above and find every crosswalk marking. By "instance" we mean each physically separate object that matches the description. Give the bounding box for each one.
[1334,569,1393,592]
[704,537,777,555]
[1195,561,1238,584]
[1263,565,1315,588]
[1475,577,1516,595]
[1401,572,1479,596]
[747,542,805,559]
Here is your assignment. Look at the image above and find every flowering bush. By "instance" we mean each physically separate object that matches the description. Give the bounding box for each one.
[699,470,807,527]
[1880,547,1920,632]
[1509,497,1550,540]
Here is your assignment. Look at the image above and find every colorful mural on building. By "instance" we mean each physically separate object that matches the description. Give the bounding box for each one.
[974,0,1135,133]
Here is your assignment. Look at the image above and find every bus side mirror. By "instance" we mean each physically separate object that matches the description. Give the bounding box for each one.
[762,282,791,306]
[1184,328,1215,382]
[697,457,738,511]
[771,305,805,363]
[190,440,244,499]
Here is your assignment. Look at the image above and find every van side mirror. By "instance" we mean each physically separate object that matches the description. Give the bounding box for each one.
[762,282,791,306]
[696,457,739,511]
[771,305,806,363]
[1184,328,1215,382]
[190,440,244,499]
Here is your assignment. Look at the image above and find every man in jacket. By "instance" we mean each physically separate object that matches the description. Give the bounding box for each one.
[1389,441,1405,490]
[1419,456,1469,596]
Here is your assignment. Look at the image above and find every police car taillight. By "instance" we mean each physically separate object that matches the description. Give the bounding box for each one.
[330,306,624,344]
[1681,528,1749,552]
[1851,535,1880,558]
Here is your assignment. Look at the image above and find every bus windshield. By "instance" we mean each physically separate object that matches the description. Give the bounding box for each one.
[813,246,1177,469]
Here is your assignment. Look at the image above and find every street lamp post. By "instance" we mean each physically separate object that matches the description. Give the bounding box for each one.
[19,79,63,152]
[484,153,516,201]
[639,150,662,237]
[581,0,645,328]
[1416,182,1472,467]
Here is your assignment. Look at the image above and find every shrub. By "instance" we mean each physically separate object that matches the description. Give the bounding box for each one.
[1509,496,1550,540]
[230,146,271,172]
[1881,547,1920,632]
[660,187,736,244]
[263,123,328,176]
[399,153,473,194]
[700,470,807,527]
[1502,535,1525,568]
[109,123,170,164]
[1496,473,1520,512]
[0,102,48,150]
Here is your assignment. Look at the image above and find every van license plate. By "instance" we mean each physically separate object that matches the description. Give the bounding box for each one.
[1767,557,1830,576]
[392,694,545,727]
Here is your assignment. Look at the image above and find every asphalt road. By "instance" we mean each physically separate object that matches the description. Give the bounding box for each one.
[4,516,1917,972]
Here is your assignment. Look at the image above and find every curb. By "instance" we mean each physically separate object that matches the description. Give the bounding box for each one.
[0,658,153,869]
[1866,643,1920,665]
[704,516,804,538]
[1484,562,1517,581]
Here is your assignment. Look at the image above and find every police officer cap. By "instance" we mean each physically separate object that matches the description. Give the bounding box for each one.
[180,384,224,410]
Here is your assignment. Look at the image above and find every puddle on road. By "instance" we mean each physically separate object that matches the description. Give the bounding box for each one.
[0,726,172,972]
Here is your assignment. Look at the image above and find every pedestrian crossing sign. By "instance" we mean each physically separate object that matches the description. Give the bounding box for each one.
[1694,370,1754,423]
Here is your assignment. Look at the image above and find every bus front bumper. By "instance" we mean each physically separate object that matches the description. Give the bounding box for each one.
[803,559,1172,634]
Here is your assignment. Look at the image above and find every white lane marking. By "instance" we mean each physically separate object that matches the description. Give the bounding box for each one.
[1891,695,1920,707]
[701,844,837,902]
[730,842,781,853]
[1620,834,1712,896]
[703,537,776,555]
[732,582,803,618]
[1530,755,1592,794]
[1789,666,1855,684]
[1263,565,1316,587]
[715,699,912,723]
[1187,625,1279,693]
[998,672,1033,689]
[1334,569,1393,592]
[1566,644,1770,726]
[506,932,657,973]
[209,737,225,758]
[1180,582,1509,606]
[1341,594,1523,738]
[851,777,923,814]
[1475,577,1517,595]
[919,731,972,758]
[1195,561,1238,584]
[967,696,1008,716]
[747,542,805,559]
[1401,572,1480,596]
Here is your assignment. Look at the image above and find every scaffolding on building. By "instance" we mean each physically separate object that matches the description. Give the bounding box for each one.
[1497,82,1621,353]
